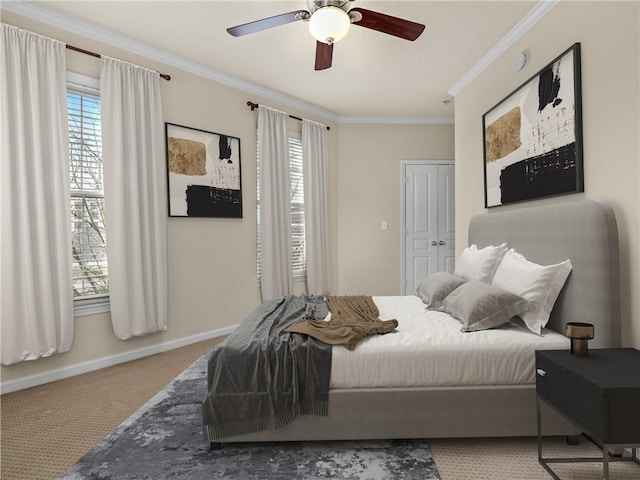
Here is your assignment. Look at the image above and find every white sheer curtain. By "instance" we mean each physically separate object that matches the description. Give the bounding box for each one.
[302,120,331,295]
[258,106,292,300]
[0,24,74,365]
[100,56,168,339]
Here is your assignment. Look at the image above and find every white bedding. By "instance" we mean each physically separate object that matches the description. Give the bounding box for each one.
[329,295,569,389]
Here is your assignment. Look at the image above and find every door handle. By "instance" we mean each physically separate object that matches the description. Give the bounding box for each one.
[431,241,437,246]
[439,240,445,245]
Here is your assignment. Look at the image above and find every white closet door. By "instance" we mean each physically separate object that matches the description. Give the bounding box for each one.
[402,162,455,295]
[437,164,456,273]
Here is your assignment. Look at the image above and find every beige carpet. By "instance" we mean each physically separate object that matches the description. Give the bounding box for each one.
[430,436,639,480]
[1,338,638,480]
[1,338,223,480]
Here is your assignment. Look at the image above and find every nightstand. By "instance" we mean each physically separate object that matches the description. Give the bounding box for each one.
[535,348,640,480]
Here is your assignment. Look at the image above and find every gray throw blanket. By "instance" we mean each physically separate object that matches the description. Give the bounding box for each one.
[202,295,332,440]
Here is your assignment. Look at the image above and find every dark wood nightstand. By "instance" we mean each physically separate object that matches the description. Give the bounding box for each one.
[535,348,640,479]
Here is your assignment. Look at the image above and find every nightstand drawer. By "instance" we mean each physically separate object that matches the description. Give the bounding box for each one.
[537,353,608,440]
[564,372,606,440]
[535,355,566,412]
[536,349,640,445]
[537,348,640,480]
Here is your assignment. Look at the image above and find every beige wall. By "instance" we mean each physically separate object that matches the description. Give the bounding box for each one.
[335,123,455,295]
[454,1,640,348]
[1,10,454,386]
[6,1,634,386]
[0,11,340,384]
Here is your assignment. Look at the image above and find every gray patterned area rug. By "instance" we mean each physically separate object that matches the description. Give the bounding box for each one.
[60,350,440,480]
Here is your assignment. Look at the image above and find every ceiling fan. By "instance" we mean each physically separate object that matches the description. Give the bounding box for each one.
[227,0,425,70]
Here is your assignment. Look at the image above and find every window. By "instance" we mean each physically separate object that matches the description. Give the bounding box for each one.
[67,74,109,313]
[289,137,306,278]
[257,135,306,280]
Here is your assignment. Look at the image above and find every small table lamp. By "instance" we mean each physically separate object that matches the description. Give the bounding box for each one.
[565,322,595,357]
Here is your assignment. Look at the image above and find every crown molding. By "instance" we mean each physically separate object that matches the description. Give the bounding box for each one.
[339,116,454,125]
[3,0,551,125]
[2,0,450,126]
[1,0,340,122]
[448,0,558,97]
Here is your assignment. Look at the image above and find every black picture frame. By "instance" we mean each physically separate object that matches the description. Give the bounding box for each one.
[165,123,242,218]
[482,43,583,208]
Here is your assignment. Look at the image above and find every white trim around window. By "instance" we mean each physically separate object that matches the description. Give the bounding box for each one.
[67,71,110,317]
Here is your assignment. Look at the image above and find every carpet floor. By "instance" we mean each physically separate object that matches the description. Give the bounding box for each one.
[59,350,440,480]
[2,338,639,480]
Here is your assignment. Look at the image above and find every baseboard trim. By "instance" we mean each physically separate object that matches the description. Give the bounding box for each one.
[0,326,236,395]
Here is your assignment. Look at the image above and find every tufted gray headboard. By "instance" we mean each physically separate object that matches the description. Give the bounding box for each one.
[468,200,621,348]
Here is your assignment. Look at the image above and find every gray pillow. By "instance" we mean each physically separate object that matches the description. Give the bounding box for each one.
[416,272,468,309]
[439,280,532,332]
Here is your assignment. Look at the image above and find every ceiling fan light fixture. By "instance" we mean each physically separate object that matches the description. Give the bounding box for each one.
[308,6,350,44]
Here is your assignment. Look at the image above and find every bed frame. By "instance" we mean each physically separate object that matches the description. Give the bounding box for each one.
[211,200,620,443]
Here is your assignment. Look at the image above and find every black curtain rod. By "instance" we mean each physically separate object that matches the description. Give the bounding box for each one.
[247,101,330,130]
[66,44,171,81]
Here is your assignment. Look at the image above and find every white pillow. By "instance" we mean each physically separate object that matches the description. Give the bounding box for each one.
[491,249,572,335]
[454,243,508,284]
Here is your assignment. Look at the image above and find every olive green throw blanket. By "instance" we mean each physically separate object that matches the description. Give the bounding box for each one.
[287,295,398,350]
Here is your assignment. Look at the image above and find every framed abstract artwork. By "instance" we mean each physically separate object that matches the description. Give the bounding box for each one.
[165,123,242,218]
[482,43,583,208]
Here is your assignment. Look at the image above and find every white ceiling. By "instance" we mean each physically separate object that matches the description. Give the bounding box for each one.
[5,1,548,121]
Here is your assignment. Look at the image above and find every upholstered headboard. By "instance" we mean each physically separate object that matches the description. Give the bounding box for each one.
[468,200,621,348]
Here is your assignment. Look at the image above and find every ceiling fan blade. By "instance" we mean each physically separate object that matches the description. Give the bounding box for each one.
[315,41,333,71]
[227,10,309,37]
[349,8,425,41]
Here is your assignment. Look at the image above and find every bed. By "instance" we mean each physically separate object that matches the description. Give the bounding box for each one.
[203,200,620,443]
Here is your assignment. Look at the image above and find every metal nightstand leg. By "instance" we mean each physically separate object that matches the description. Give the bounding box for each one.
[537,396,563,480]
[537,396,640,480]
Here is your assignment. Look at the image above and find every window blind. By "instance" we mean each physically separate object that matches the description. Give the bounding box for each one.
[289,137,306,278]
[68,88,109,299]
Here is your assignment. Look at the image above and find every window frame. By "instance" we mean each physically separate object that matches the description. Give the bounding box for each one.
[67,72,110,317]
